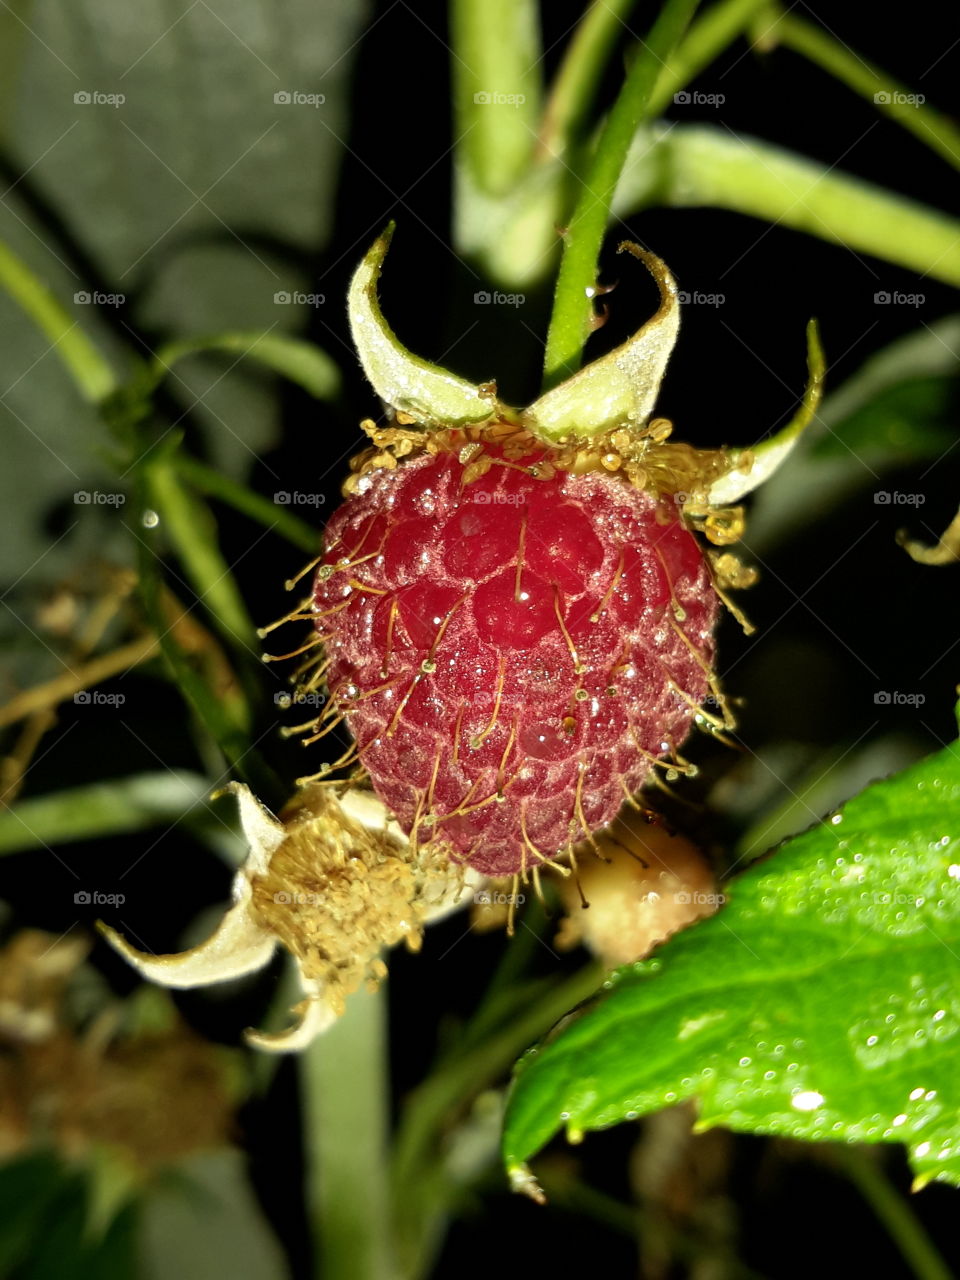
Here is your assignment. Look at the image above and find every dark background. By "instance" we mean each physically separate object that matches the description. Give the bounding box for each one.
[1,1,958,1276]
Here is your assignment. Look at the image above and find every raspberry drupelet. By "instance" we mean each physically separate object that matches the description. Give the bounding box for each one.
[312,439,719,878]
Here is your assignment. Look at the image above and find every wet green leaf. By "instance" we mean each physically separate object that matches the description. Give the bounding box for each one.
[503,710,960,1195]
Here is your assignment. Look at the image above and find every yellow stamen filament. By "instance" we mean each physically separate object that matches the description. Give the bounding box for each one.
[590,549,625,622]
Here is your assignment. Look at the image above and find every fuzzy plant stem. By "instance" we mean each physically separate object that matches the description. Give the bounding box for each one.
[303,983,397,1280]
[541,0,700,389]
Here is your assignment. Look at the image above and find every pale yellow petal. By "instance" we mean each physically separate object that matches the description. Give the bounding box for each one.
[244,977,339,1052]
[218,781,286,876]
[97,900,276,988]
[418,867,487,925]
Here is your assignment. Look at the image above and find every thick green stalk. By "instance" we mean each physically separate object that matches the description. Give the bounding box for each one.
[773,13,960,172]
[614,124,960,286]
[542,0,700,388]
[304,985,396,1280]
[450,0,542,197]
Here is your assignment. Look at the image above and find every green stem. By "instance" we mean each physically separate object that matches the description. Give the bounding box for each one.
[0,237,117,402]
[538,0,637,159]
[145,456,258,656]
[450,0,543,197]
[304,985,395,1280]
[613,123,960,286]
[838,1147,952,1280]
[175,454,320,554]
[542,0,700,388]
[392,963,603,1277]
[647,0,772,116]
[773,12,960,173]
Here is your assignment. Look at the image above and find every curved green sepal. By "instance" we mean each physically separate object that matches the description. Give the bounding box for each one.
[523,244,680,443]
[348,224,503,428]
[709,318,825,505]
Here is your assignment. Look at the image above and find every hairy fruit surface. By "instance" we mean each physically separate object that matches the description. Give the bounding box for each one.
[312,441,719,877]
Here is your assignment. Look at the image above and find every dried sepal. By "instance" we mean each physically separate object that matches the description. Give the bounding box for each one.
[101,781,483,1052]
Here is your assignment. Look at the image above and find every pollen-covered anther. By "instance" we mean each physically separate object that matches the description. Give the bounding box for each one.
[100,782,483,1050]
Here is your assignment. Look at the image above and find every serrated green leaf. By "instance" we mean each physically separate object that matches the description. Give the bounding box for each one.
[503,710,960,1194]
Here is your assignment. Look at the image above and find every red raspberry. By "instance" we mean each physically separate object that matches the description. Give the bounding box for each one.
[312,445,719,878]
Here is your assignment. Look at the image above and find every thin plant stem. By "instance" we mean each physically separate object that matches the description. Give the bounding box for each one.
[647,0,772,116]
[773,12,960,173]
[613,123,960,286]
[542,0,700,389]
[0,238,117,402]
[837,1146,952,1280]
[538,0,637,160]
[175,454,319,554]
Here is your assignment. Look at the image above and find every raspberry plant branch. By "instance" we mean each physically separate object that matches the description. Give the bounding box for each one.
[173,454,318,553]
[303,985,395,1280]
[837,1146,953,1280]
[450,0,543,198]
[392,961,604,1276]
[613,124,960,286]
[541,0,700,390]
[646,0,773,116]
[537,0,638,160]
[768,11,960,172]
[144,450,257,657]
[0,237,117,403]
